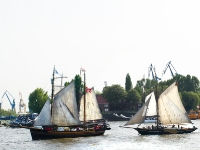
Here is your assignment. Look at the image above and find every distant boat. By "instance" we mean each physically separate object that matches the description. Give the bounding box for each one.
[9,113,38,128]
[122,82,197,135]
[188,110,198,120]
[29,67,110,140]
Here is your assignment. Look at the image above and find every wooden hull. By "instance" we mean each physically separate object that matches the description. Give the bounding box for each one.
[30,128,105,140]
[134,127,197,135]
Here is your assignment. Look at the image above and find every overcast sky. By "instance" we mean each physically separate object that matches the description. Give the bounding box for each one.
[1,1,200,112]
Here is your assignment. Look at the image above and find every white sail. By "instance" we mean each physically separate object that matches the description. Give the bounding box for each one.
[79,88,103,121]
[52,81,81,126]
[145,92,157,117]
[34,99,52,126]
[124,96,151,126]
[158,82,191,125]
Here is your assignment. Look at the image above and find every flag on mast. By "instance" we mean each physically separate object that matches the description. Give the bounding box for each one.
[54,69,61,76]
[80,68,86,72]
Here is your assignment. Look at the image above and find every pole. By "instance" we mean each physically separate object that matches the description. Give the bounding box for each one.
[61,73,63,90]
[154,67,159,128]
[51,66,55,114]
[83,72,86,126]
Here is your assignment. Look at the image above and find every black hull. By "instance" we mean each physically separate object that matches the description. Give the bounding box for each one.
[134,127,197,135]
[30,128,105,140]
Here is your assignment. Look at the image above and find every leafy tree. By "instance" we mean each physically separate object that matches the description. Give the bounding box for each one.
[125,73,132,92]
[182,91,199,111]
[28,88,49,113]
[170,74,200,92]
[0,109,17,116]
[64,81,70,87]
[102,84,126,110]
[126,89,141,103]
[191,76,199,92]
[74,74,83,107]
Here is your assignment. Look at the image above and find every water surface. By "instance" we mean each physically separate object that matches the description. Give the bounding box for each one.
[1,120,200,150]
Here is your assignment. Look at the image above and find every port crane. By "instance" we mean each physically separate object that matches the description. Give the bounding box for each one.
[148,64,161,81]
[19,92,26,114]
[1,90,16,111]
[163,61,178,77]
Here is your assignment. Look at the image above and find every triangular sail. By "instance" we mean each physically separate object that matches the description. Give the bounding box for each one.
[34,99,52,126]
[158,82,192,125]
[79,88,103,121]
[52,81,81,126]
[124,96,151,126]
[145,92,157,117]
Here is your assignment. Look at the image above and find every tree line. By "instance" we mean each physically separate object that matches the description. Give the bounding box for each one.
[27,73,200,114]
[102,73,200,112]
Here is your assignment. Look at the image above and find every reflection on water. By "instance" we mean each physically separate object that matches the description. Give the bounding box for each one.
[1,120,200,150]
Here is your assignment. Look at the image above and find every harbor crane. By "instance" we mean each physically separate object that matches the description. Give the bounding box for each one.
[163,61,178,77]
[1,90,16,112]
[148,64,161,81]
[19,92,26,114]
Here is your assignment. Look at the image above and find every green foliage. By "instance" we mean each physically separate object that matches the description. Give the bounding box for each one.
[74,74,83,107]
[168,74,200,92]
[28,88,49,113]
[0,109,17,116]
[102,84,126,110]
[135,73,200,111]
[182,91,199,111]
[64,81,70,87]
[125,73,132,92]
[126,89,141,103]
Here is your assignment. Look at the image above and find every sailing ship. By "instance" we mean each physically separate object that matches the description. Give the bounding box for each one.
[122,82,197,135]
[29,67,110,140]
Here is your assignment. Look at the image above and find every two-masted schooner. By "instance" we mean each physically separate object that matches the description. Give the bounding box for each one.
[29,67,110,140]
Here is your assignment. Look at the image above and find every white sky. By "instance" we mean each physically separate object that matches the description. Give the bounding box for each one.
[1,1,200,112]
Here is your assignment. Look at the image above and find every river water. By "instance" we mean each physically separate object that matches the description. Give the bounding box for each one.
[1,120,200,150]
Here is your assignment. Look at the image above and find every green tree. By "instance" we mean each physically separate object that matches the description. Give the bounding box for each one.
[28,88,49,113]
[125,73,132,92]
[126,89,141,103]
[74,74,83,107]
[170,74,200,92]
[102,84,126,110]
[135,78,157,103]
[0,109,17,117]
[182,91,199,111]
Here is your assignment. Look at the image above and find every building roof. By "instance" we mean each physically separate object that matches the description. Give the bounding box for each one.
[96,94,108,104]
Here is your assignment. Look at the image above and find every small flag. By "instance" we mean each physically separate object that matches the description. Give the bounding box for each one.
[55,70,59,74]
[81,68,86,72]
[55,69,61,76]
[86,87,92,93]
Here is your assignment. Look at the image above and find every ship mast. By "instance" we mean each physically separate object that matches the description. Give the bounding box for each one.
[51,66,55,114]
[153,67,159,128]
[83,71,86,126]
